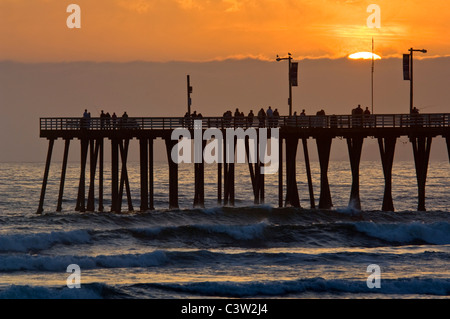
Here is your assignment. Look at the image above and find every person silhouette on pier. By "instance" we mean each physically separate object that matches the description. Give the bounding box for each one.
[352,105,363,127]
[258,108,266,128]
[100,110,106,129]
[267,106,274,127]
[234,108,241,127]
[121,112,129,128]
[87,112,91,129]
[247,110,254,128]
[82,109,89,129]
[112,112,117,129]
[273,108,280,127]
[106,112,111,129]
[364,107,371,127]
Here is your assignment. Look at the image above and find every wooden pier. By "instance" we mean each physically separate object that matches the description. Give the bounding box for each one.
[37,113,450,214]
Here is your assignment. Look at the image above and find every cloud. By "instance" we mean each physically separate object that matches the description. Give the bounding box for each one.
[223,0,242,12]
[117,0,152,13]
[177,0,204,10]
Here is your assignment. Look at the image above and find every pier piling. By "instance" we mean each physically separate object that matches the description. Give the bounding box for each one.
[56,138,71,212]
[87,139,100,212]
[316,136,333,209]
[139,138,149,211]
[346,136,364,210]
[37,138,55,214]
[98,139,104,212]
[446,136,450,164]
[285,137,300,207]
[302,138,315,209]
[278,138,283,207]
[378,136,397,211]
[111,138,120,213]
[75,138,89,212]
[410,136,433,212]
[165,137,179,209]
[149,137,155,210]
[194,140,206,208]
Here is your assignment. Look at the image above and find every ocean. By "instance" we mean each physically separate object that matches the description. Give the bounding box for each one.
[0,160,449,301]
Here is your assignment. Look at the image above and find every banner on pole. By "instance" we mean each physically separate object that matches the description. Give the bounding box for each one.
[403,54,411,80]
[290,62,298,86]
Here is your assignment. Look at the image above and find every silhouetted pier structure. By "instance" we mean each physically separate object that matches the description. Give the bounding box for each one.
[37,113,450,214]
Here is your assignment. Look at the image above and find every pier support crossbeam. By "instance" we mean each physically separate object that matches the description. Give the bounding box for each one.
[119,139,133,212]
[245,136,264,205]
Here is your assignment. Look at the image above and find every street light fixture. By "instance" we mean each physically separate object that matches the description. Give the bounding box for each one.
[276,53,295,117]
[407,48,427,113]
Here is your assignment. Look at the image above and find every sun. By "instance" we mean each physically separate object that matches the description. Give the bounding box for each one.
[348,52,381,60]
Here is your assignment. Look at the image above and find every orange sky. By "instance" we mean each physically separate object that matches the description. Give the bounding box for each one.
[1,0,449,62]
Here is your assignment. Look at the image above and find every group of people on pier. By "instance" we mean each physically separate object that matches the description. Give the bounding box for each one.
[81,109,134,129]
[350,104,373,127]
[182,106,282,128]
[80,103,380,131]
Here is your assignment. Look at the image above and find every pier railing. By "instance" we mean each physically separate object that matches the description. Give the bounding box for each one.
[40,113,450,131]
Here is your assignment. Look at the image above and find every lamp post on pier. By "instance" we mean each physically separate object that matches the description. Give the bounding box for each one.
[276,53,298,117]
[404,48,427,113]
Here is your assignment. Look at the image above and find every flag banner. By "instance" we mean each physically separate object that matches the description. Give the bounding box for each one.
[403,54,410,80]
[290,62,298,86]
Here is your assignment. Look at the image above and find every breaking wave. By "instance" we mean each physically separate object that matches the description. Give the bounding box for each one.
[133,277,450,297]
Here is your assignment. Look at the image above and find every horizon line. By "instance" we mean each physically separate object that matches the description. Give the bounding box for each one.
[2,54,450,64]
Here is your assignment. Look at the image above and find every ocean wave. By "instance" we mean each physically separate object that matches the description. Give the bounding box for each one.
[354,221,450,245]
[131,220,269,241]
[129,219,450,248]
[0,283,125,299]
[1,249,448,272]
[142,277,450,297]
[0,250,168,272]
[0,230,91,253]
[2,277,449,299]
